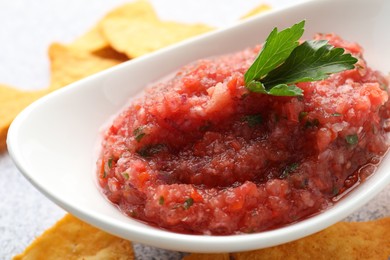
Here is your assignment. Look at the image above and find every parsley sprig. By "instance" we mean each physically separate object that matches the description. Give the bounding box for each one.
[245,20,358,96]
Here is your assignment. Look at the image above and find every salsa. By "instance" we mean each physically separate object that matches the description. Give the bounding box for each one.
[97,33,390,235]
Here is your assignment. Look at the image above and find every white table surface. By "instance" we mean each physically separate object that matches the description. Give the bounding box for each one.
[1,0,389,259]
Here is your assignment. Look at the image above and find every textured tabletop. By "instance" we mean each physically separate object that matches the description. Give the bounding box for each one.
[1,0,389,259]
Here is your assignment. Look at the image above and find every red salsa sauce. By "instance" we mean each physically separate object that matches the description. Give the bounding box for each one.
[97,34,390,235]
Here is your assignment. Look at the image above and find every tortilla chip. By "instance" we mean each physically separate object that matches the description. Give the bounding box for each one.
[0,127,7,151]
[68,24,110,52]
[0,43,126,149]
[13,214,135,260]
[101,0,213,58]
[90,46,129,61]
[186,217,390,260]
[103,0,156,21]
[0,85,47,152]
[48,43,126,90]
[240,4,271,20]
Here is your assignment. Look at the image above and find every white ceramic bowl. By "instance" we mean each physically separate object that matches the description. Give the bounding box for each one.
[7,0,390,253]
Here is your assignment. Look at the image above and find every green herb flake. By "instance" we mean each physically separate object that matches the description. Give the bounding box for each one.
[244,20,358,97]
[331,186,339,196]
[122,172,129,180]
[108,158,113,169]
[136,144,166,158]
[345,134,358,145]
[298,111,308,122]
[242,114,263,127]
[331,113,342,117]
[280,162,299,178]
[133,127,146,142]
[102,171,107,179]
[183,198,194,209]
[304,118,319,128]
[159,196,165,205]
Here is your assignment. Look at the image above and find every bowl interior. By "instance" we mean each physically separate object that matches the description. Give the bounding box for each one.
[7,0,390,253]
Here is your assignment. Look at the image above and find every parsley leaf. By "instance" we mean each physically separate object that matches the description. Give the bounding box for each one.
[261,40,358,87]
[245,21,358,96]
[245,21,305,84]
